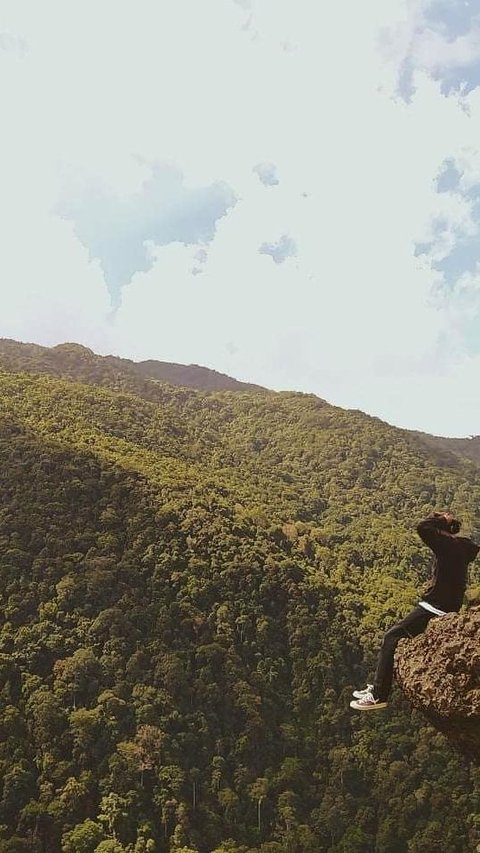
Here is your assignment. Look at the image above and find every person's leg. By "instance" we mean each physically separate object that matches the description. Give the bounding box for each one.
[373,606,434,702]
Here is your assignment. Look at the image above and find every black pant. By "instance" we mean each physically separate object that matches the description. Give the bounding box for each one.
[373,606,438,701]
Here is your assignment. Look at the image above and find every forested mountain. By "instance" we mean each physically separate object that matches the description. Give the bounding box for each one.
[410,429,480,466]
[0,340,265,397]
[0,340,479,852]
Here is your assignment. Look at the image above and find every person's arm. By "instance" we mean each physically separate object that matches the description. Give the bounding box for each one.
[416,513,456,557]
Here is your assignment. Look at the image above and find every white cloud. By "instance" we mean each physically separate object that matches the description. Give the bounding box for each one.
[0,0,480,436]
[259,234,297,264]
[413,26,480,71]
[253,162,279,186]
[56,162,236,306]
[381,0,480,98]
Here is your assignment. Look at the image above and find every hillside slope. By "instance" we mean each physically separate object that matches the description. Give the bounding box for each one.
[0,344,479,851]
[2,338,479,467]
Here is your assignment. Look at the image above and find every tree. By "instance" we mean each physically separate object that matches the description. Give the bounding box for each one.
[97,794,129,843]
[248,778,269,833]
[53,649,102,709]
[61,819,104,853]
[94,842,127,853]
[0,765,36,824]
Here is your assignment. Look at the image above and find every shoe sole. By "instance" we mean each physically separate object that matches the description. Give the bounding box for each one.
[350,700,388,711]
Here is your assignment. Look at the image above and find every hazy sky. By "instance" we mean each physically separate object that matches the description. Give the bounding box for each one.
[1,1,480,437]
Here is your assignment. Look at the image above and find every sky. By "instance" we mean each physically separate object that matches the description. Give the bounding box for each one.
[1,0,480,438]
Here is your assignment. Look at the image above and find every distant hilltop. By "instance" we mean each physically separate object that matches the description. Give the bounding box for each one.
[0,338,266,394]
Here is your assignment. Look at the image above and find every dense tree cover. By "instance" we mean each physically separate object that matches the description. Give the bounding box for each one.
[0,349,478,851]
[2,338,479,463]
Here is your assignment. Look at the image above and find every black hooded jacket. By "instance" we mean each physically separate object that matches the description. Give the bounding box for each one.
[417,515,480,612]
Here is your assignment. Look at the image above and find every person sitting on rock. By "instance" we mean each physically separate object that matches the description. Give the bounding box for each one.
[350,511,480,711]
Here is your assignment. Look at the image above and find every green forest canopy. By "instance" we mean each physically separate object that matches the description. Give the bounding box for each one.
[0,339,478,852]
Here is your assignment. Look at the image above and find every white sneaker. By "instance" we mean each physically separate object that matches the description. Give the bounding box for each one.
[350,691,388,711]
[352,683,374,699]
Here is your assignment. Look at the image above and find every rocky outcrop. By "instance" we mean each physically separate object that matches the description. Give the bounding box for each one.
[395,608,480,762]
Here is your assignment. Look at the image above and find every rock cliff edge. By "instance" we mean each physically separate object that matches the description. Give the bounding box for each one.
[395,607,480,762]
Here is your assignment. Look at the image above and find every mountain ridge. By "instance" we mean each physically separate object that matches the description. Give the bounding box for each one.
[0,338,266,396]
[1,338,479,469]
